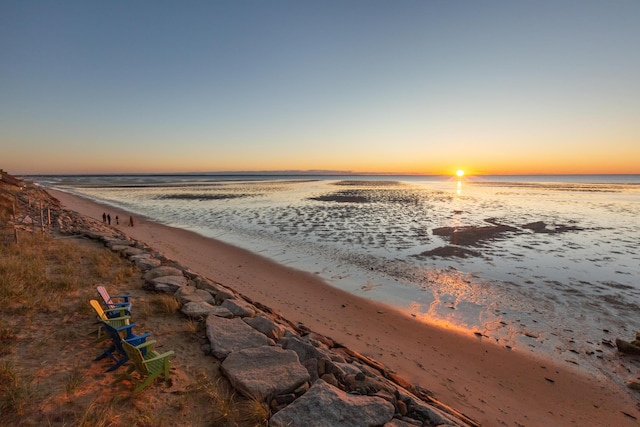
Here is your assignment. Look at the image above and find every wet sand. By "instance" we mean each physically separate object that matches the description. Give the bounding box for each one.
[50,189,640,426]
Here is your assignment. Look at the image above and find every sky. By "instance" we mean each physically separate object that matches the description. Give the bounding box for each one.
[1,1,639,176]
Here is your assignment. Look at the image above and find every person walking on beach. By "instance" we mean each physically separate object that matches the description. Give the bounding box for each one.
[129,215,134,227]
[115,215,119,225]
[102,212,106,223]
[107,214,111,225]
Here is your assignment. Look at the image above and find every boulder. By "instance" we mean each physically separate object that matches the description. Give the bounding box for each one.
[123,247,147,257]
[144,266,184,281]
[148,275,188,293]
[181,301,233,319]
[616,338,640,355]
[109,244,132,252]
[269,380,394,427]
[344,372,396,395]
[129,253,152,260]
[395,386,465,426]
[280,335,345,363]
[206,316,275,359]
[175,286,215,305]
[104,238,133,248]
[244,315,285,340]
[221,346,310,401]
[318,359,365,382]
[134,257,162,270]
[221,298,256,318]
[384,418,422,426]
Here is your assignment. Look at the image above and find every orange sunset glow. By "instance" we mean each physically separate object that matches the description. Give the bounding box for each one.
[1,2,639,176]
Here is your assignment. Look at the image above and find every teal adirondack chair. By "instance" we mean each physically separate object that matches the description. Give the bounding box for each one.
[117,340,174,395]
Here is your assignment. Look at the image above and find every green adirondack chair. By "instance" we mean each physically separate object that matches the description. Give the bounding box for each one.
[89,299,131,341]
[117,340,174,395]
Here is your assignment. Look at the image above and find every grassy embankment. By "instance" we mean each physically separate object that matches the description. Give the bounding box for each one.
[0,180,268,426]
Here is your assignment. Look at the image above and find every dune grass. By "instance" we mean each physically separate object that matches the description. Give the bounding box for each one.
[0,229,268,426]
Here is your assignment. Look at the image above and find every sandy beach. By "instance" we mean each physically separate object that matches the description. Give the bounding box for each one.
[49,189,639,426]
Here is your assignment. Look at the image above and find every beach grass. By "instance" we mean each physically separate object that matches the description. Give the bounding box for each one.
[0,226,268,426]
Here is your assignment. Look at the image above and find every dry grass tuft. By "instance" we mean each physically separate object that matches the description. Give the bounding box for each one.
[151,293,181,314]
[0,361,36,418]
[65,363,86,398]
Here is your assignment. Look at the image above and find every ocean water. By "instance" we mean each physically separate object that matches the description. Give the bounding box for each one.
[37,174,640,382]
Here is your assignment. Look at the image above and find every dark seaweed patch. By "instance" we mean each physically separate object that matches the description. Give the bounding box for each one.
[414,246,482,259]
[432,224,519,246]
[154,193,254,201]
[333,180,402,187]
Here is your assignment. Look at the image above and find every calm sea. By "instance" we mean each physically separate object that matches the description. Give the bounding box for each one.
[35,174,640,382]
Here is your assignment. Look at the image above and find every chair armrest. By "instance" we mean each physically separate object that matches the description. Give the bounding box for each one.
[105,315,130,322]
[142,351,175,365]
[102,306,129,314]
[116,323,136,332]
[135,340,157,350]
[112,301,131,307]
[126,333,151,346]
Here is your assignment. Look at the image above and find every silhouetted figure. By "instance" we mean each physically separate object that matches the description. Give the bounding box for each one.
[115,215,119,225]
[102,212,106,223]
[129,216,134,227]
[107,214,111,225]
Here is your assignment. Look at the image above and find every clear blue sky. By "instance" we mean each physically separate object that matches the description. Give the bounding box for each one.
[2,1,639,175]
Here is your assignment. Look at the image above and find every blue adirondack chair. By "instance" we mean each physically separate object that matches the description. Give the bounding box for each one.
[97,285,132,317]
[90,300,131,341]
[95,322,150,372]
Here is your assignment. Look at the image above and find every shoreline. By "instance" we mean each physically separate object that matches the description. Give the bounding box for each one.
[49,188,640,426]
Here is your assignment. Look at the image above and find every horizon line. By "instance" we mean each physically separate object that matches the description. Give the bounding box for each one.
[16,170,640,177]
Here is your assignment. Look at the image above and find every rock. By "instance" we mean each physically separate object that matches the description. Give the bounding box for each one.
[175,286,215,305]
[205,316,275,359]
[243,315,285,339]
[181,301,232,319]
[627,378,640,390]
[396,400,408,416]
[384,418,422,427]
[404,393,465,426]
[129,253,152,260]
[194,277,236,302]
[269,380,395,427]
[302,358,320,383]
[134,257,162,270]
[104,238,133,248]
[280,335,345,364]
[123,247,147,257]
[616,339,640,355]
[325,360,364,380]
[148,275,188,293]
[220,298,256,317]
[109,244,132,252]
[144,266,184,281]
[221,346,310,401]
[344,372,394,395]
[320,373,340,387]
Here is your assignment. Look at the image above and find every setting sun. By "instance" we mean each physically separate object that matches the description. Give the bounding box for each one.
[456,170,465,177]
